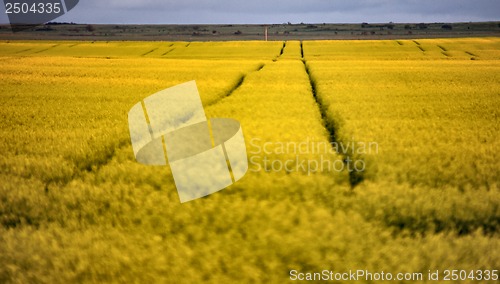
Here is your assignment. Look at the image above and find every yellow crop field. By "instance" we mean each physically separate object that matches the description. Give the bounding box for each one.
[0,38,499,283]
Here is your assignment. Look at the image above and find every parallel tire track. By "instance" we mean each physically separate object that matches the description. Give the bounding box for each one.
[141,47,158,56]
[208,63,265,106]
[32,44,59,54]
[300,41,365,188]
[161,49,175,56]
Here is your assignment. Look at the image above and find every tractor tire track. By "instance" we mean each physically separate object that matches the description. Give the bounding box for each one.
[55,63,266,189]
[40,137,129,193]
[81,63,264,185]
[161,49,175,56]
[413,40,425,53]
[279,41,286,56]
[465,51,478,60]
[438,45,451,58]
[273,41,287,61]
[141,47,158,56]
[207,63,265,106]
[32,44,59,54]
[14,48,32,54]
[300,41,365,188]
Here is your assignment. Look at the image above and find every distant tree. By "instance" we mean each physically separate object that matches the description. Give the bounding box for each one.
[417,23,428,30]
[85,24,95,32]
[441,24,453,30]
[361,22,369,28]
[36,25,53,31]
[404,25,412,30]
[53,22,75,25]
[234,30,242,35]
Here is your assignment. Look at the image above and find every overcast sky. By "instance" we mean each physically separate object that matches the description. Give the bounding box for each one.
[1,0,499,24]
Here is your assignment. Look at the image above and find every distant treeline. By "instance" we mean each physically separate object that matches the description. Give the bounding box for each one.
[47,22,77,25]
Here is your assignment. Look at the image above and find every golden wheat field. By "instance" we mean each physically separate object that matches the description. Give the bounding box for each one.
[0,38,499,283]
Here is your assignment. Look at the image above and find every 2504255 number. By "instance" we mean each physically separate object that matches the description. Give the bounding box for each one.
[5,2,62,14]
[443,270,498,281]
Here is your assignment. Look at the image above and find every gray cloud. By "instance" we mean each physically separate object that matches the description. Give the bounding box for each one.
[1,0,499,24]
